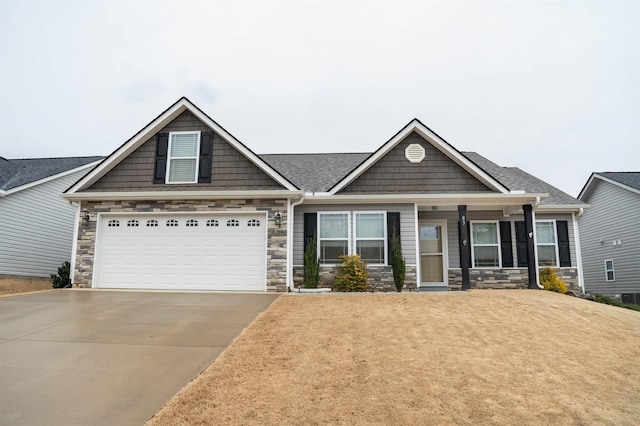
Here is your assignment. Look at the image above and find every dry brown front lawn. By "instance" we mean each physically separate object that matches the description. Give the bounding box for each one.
[148,290,640,425]
[0,275,52,297]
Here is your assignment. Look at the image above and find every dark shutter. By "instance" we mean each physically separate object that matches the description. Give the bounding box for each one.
[499,221,514,267]
[556,221,571,267]
[303,213,317,255]
[515,221,528,267]
[198,131,214,183]
[153,133,169,184]
[458,220,472,268]
[386,212,401,264]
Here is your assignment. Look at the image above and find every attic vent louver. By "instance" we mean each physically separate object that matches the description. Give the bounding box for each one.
[405,143,425,163]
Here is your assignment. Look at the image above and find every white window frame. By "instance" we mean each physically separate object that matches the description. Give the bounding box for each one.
[535,220,560,268]
[166,131,201,184]
[470,220,502,268]
[604,259,615,282]
[354,211,387,266]
[318,211,351,265]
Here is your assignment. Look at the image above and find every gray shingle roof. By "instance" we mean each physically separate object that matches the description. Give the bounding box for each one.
[598,172,640,191]
[0,156,103,191]
[260,153,369,193]
[462,152,584,206]
[260,150,583,206]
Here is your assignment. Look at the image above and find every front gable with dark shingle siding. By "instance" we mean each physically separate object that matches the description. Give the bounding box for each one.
[87,111,285,191]
[340,131,494,194]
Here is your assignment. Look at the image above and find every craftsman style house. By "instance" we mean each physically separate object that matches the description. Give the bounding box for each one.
[63,97,586,292]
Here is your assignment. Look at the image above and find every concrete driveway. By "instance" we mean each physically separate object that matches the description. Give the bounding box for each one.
[0,290,279,426]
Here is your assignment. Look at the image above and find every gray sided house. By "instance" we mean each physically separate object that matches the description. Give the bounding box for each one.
[578,173,640,302]
[63,97,586,292]
[0,156,102,277]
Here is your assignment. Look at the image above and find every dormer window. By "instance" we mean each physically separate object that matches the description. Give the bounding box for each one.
[166,131,200,183]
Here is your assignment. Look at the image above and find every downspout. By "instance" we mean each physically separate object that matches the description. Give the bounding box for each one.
[531,197,543,289]
[286,192,305,291]
[573,209,585,292]
[69,201,81,286]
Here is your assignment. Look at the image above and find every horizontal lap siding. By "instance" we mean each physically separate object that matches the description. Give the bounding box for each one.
[0,171,86,277]
[88,111,283,191]
[293,204,416,266]
[340,132,494,193]
[579,181,640,296]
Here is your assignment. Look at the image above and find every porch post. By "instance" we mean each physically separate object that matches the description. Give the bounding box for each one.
[523,204,538,289]
[458,205,470,290]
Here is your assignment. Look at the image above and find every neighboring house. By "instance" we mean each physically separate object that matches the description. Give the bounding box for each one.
[62,97,586,292]
[0,156,103,277]
[578,172,640,302]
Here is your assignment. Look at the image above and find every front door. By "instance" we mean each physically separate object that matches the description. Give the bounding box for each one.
[419,220,448,287]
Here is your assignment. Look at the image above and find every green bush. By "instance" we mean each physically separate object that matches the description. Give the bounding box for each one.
[593,294,640,312]
[303,234,320,288]
[390,231,405,292]
[539,267,567,294]
[51,261,71,288]
[334,254,369,292]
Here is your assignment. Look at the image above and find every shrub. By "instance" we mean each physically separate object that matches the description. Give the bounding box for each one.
[303,234,320,288]
[51,261,71,288]
[539,267,567,294]
[390,231,406,292]
[593,294,640,312]
[334,254,369,292]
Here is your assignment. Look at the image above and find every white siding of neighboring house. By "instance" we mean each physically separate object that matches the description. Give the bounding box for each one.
[579,180,640,297]
[0,171,85,277]
[293,203,416,267]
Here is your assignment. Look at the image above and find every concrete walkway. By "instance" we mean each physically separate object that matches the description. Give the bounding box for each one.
[0,290,279,426]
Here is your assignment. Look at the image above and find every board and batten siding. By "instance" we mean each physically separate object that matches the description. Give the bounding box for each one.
[0,170,86,277]
[579,180,640,297]
[292,204,416,266]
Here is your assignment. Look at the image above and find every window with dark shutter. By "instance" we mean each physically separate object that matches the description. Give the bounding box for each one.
[153,133,169,184]
[499,221,514,267]
[556,221,571,267]
[386,212,401,265]
[303,213,317,256]
[515,221,528,267]
[198,131,214,183]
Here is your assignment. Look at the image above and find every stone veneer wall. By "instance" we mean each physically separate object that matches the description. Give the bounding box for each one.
[74,199,288,292]
[448,267,580,291]
[293,265,418,292]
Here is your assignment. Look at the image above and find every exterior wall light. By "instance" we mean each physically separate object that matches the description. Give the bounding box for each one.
[82,210,90,225]
[274,212,282,227]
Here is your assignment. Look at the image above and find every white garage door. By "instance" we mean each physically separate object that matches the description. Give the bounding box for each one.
[94,213,267,291]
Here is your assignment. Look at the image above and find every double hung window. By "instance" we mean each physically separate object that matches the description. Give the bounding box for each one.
[536,221,558,267]
[471,222,500,268]
[318,212,387,265]
[355,213,385,264]
[604,259,615,281]
[167,131,200,183]
[318,213,349,264]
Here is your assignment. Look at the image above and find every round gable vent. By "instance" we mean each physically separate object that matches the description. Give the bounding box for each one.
[405,143,426,163]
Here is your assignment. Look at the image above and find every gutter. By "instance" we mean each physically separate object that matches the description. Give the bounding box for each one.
[62,189,302,201]
[287,192,306,291]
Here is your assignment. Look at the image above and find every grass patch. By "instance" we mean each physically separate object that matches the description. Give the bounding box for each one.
[0,275,52,297]
[147,290,640,426]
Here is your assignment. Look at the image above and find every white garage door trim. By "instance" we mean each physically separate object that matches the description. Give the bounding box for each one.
[93,211,268,291]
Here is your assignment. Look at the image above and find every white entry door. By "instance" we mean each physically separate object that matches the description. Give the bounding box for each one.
[94,213,267,291]
[419,220,448,287]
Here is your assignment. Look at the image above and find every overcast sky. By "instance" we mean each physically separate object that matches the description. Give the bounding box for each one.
[1,0,638,197]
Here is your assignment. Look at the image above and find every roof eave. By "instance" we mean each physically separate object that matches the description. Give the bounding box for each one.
[61,189,304,202]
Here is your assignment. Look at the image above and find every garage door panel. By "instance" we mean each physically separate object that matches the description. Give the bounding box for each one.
[95,214,267,291]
